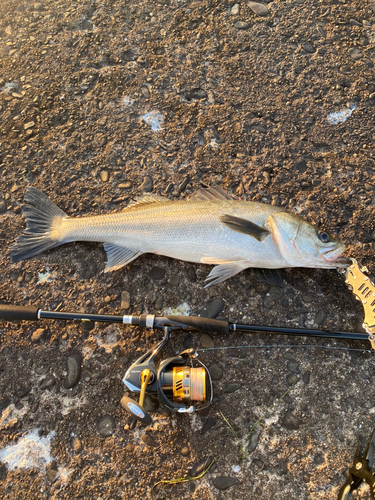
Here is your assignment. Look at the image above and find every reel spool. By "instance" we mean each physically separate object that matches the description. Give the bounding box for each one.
[120,327,212,427]
[160,365,207,404]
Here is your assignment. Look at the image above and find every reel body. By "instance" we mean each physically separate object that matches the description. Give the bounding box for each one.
[121,327,212,426]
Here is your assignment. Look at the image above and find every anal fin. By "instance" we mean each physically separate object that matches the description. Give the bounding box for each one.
[103,243,143,272]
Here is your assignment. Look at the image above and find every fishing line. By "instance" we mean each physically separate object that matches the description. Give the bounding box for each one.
[196,344,375,354]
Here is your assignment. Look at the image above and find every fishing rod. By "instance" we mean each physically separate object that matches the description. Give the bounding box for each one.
[0,259,373,427]
[0,303,370,343]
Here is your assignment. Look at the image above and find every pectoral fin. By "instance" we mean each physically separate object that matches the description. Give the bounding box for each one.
[204,260,250,287]
[103,243,143,272]
[220,214,269,242]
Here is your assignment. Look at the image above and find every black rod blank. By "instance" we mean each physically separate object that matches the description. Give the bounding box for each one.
[0,303,369,344]
[231,323,369,342]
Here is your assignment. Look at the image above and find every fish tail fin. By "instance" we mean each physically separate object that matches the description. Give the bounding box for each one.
[9,187,67,262]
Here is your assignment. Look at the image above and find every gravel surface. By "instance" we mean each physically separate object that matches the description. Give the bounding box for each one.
[0,0,375,498]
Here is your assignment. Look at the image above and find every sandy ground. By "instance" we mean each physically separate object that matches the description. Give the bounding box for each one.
[0,0,375,498]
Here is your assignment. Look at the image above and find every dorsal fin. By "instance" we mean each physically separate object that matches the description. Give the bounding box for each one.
[124,193,169,211]
[190,185,234,201]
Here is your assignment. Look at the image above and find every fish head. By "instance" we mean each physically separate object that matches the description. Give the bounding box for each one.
[267,212,350,269]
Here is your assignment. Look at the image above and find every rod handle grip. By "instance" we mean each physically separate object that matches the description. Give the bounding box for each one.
[165,315,229,335]
[0,304,40,321]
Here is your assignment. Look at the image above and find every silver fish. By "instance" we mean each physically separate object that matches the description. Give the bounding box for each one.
[9,185,349,286]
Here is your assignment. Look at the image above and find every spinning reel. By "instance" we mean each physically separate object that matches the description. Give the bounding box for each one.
[120,326,213,426]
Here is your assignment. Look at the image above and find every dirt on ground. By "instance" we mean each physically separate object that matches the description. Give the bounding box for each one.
[0,0,375,498]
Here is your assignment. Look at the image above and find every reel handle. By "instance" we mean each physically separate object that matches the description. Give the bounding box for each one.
[0,304,40,321]
[120,396,153,426]
[121,369,154,427]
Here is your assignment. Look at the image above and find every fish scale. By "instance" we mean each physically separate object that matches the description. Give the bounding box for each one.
[9,186,349,286]
[60,200,286,265]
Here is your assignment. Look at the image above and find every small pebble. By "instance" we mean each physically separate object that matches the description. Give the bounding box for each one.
[302,371,310,384]
[302,42,315,53]
[100,170,109,182]
[92,134,107,148]
[139,176,153,192]
[200,333,214,348]
[31,328,45,342]
[281,410,301,430]
[283,352,295,360]
[17,386,31,398]
[287,360,300,374]
[154,295,163,309]
[212,476,240,491]
[97,415,116,437]
[286,373,298,386]
[181,446,190,456]
[179,176,189,192]
[248,1,269,16]
[121,290,131,310]
[63,352,82,389]
[149,266,165,280]
[315,310,326,325]
[263,295,275,309]
[200,416,216,435]
[224,383,242,393]
[234,21,250,30]
[229,349,247,359]
[247,428,261,452]
[199,298,225,318]
[39,374,56,390]
[231,3,240,15]
[81,371,91,382]
[349,47,363,60]
[72,437,82,453]
[169,275,179,286]
[141,433,158,447]
[141,87,150,98]
[187,267,196,282]
[189,457,213,477]
[209,363,223,380]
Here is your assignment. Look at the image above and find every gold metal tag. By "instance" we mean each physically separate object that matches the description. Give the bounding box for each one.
[344,258,375,350]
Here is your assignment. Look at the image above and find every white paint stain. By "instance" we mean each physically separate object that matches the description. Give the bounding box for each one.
[1,82,17,93]
[209,138,220,151]
[0,429,55,471]
[94,324,120,353]
[122,95,134,107]
[165,302,191,316]
[232,464,241,473]
[141,110,165,132]
[0,404,29,431]
[327,103,357,125]
[37,268,54,283]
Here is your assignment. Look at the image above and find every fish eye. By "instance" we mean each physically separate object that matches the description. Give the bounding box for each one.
[318,231,330,243]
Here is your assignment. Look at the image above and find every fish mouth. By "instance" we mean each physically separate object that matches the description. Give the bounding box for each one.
[322,245,350,268]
